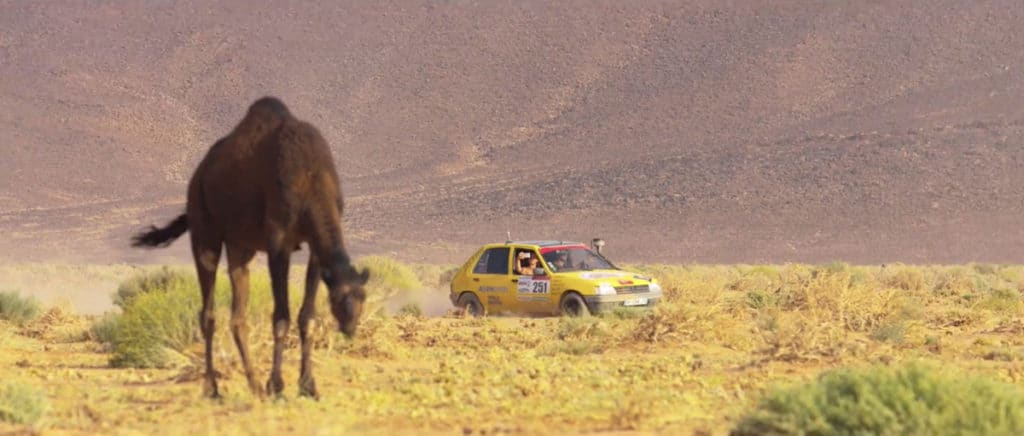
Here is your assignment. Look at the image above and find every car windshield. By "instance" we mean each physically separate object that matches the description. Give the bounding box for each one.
[542,247,615,272]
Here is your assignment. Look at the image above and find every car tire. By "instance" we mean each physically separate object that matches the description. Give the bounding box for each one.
[457,292,484,317]
[559,292,591,317]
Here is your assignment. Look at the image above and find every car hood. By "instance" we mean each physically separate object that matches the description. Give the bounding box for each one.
[555,269,655,286]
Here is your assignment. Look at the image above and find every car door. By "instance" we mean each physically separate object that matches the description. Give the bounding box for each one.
[512,248,553,313]
[467,246,513,313]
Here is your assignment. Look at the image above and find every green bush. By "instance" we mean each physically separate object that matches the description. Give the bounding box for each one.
[89,312,120,346]
[106,263,357,367]
[356,255,423,294]
[0,290,41,324]
[113,267,193,309]
[870,321,906,344]
[355,256,426,316]
[732,362,1024,435]
[109,276,199,368]
[0,381,47,425]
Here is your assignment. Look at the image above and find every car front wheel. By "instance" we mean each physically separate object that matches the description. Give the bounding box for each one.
[559,292,591,317]
[457,292,484,317]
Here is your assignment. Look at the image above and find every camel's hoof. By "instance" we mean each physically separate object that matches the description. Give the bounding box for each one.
[248,381,266,399]
[204,378,221,400]
[266,375,285,397]
[298,378,319,400]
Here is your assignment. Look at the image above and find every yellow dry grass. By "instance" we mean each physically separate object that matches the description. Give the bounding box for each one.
[1,262,1023,435]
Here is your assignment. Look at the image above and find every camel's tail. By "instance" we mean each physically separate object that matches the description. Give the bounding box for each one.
[131,214,188,248]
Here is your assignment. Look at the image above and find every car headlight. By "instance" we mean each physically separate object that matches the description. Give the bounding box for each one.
[595,283,617,296]
[649,282,662,293]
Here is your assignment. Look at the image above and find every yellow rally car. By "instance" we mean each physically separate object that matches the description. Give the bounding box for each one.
[449,240,662,316]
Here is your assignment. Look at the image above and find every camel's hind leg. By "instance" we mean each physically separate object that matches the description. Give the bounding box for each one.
[297,251,321,399]
[226,244,263,398]
[191,233,222,399]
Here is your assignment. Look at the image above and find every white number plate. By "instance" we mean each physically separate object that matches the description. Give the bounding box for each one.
[623,297,648,307]
[517,277,551,294]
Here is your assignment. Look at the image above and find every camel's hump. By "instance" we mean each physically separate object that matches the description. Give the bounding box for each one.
[248,96,290,117]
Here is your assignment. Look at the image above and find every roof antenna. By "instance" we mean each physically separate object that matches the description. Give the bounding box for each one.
[506,230,512,243]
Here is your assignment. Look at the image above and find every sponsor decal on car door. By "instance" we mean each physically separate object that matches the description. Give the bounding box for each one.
[513,249,551,312]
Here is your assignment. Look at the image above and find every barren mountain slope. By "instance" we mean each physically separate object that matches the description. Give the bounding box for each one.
[0,1,1022,264]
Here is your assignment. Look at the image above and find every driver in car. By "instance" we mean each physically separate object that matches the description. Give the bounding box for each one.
[548,251,568,272]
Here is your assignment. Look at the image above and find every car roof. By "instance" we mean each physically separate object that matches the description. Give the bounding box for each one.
[507,240,580,247]
[483,240,589,252]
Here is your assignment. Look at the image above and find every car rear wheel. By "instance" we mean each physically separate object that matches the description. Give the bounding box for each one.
[559,292,591,317]
[457,293,484,317]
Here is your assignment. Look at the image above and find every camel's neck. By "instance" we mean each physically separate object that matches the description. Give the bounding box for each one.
[320,247,353,288]
[312,220,347,268]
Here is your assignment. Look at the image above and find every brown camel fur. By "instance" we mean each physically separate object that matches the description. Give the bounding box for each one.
[131,96,369,399]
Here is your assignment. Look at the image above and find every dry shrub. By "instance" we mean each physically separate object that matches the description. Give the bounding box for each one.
[974,287,1023,314]
[997,266,1024,293]
[544,317,612,355]
[756,266,909,336]
[626,264,731,303]
[755,311,851,363]
[821,280,905,333]
[987,318,1024,335]
[927,306,983,328]
[21,305,90,342]
[932,266,980,297]
[771,264,814,308]
[395,313,425,343]
[632,307,682,344]
[879,263,927,293]
[608,399,647,431]
[628,266,754,348]
[557,316,610,340]
[730,271,777,296]
[632,300,740,346]
[334,310,402,359]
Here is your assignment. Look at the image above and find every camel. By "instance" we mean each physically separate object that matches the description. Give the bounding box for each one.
[131,96,369,399]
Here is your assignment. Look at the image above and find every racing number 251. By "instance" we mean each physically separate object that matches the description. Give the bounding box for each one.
[519,278,550,294]
[531,281,548,293]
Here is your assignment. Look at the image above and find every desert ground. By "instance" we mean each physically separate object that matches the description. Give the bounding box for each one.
[2,1,1024,435]
[3,261,1024,435]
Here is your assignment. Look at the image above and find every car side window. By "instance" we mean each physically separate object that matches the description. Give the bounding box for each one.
[473,247,510,275]
[472,250,490,274]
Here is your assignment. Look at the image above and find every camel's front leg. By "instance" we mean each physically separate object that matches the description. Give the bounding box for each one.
[297,252,321,399]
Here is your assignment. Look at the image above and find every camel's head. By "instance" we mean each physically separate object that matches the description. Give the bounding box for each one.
[324,263,369,338]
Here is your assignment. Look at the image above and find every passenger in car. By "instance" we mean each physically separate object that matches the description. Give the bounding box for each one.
[515,251,532,275]
[521,256,540,276]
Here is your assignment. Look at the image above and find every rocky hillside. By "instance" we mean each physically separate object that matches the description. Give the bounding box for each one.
[1,1,1022,264]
